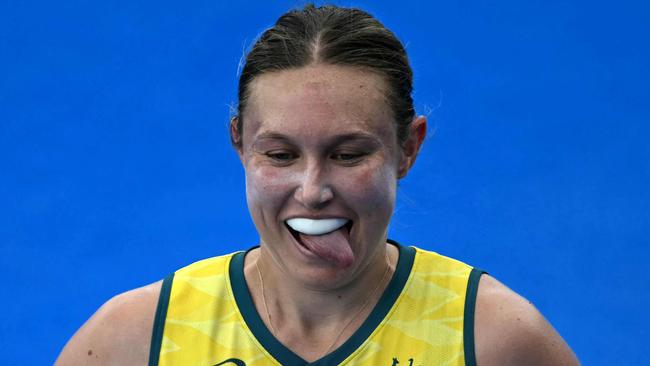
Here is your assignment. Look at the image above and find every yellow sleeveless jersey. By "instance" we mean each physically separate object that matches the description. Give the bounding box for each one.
[149,240,484,366]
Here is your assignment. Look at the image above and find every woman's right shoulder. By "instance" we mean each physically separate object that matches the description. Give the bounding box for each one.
[55,280,164,366]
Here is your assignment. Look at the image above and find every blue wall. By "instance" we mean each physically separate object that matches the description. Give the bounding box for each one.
[1,0,648,364]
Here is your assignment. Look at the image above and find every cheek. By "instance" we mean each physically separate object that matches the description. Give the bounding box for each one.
[338,165,397,216]
[245,165,297,209]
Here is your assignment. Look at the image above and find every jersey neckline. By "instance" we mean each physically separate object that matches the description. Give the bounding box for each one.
[228,239,416,366]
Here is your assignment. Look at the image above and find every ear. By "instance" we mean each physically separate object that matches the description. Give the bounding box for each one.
[397,115,427,179]
[230,116,244,161]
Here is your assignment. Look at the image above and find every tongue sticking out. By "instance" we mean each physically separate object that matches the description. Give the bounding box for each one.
[298,228,355,268]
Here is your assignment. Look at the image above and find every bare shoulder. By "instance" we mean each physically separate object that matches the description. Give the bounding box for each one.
[55,281,163,366]
[474,274,580,366]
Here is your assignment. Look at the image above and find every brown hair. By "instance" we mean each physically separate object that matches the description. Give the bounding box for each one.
[232,4,415,147]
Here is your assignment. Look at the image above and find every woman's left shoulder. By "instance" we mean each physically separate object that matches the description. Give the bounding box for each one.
[474,274,580,366]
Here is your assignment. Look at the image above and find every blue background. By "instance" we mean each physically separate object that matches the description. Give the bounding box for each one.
[1,0,648,364]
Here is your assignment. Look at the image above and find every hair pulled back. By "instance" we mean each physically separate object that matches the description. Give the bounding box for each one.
[233,4,415,147]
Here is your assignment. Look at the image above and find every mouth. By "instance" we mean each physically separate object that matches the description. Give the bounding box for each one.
[285,218,353,246]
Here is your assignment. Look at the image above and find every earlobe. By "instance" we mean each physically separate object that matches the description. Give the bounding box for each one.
[230,116,242,146]
[230,117,240,144]
[230,116,245,162]
[398,116,427,179]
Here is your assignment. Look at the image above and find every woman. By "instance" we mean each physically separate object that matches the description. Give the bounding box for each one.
[56,4,579,366]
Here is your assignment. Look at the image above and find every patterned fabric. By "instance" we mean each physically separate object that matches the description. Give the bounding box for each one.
[149,241,482,366]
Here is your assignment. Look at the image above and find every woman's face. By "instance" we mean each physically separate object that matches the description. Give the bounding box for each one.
[238,64,406,288]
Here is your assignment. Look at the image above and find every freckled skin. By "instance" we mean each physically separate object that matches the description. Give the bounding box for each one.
[56,56,577,366]
[56,57,577,366]
[239,64,402,289]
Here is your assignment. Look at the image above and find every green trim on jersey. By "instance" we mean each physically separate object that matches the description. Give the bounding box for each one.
[463,268,485,366]
[149,273,175,366]
[149,242,481,365]
[229,240,416,366]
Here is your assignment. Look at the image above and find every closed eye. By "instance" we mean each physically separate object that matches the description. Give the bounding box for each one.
[331,152,365,163]
[266,151,297,163]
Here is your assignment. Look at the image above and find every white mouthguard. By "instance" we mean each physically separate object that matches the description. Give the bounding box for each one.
[286,218,349,236]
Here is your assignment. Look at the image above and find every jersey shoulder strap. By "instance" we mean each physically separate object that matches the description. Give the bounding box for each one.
[398,246,484,366]
[148,252,242,366]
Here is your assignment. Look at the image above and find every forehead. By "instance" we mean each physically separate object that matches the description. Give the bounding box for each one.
[243,64,394,141]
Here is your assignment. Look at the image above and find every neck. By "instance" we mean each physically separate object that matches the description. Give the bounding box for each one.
[244,242,398,359]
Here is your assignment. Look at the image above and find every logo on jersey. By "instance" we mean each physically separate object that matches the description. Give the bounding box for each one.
[392,358,421,366]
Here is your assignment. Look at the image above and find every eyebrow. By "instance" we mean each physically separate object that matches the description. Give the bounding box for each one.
[253,132,294,144]
[253,131,382,147]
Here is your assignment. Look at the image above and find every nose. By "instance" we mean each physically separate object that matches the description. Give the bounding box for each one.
[294,162,333,208]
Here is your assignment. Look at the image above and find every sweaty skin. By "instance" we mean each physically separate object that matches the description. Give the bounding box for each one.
[55,63,578,365]
[238,64,405,290]
[231,64,418,359]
